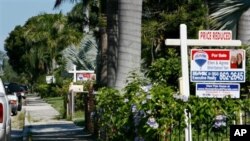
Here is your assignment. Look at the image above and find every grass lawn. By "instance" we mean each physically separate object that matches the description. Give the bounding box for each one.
[44,97,64,113]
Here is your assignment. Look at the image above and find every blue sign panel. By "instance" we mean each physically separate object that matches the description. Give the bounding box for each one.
[191,71,244,82]
[196,83,240,98]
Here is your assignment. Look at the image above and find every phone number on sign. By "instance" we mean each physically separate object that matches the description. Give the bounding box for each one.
[191,71,245,82]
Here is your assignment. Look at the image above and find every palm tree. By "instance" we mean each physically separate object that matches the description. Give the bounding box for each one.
[106,0,143,89]
[55,0,143,90]
[54,0,90,33]
[24,13,81,74]
[209,0,250,44]
[209,0,250,91]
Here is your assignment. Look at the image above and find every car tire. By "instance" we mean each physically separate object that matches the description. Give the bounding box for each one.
[17,104,22,111]
[12,110,17,116]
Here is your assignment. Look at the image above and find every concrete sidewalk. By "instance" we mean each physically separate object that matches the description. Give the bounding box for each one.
[22,95,95,141]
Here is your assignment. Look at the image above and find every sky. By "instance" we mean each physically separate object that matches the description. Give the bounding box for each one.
[0,0,76,52]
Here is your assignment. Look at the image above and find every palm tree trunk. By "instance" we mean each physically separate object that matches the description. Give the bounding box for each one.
[115,0,142,89]
[238,8,250,45]
[83,0,89,33]
[107,0,119,87]
[97,27,108,86]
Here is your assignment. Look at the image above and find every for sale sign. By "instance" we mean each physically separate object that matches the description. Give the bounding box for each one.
[77,73,95,81]
[196,83,240,98]
[191,49,245,82]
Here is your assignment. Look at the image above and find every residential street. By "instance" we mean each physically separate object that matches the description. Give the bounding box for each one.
[11,95,95,141]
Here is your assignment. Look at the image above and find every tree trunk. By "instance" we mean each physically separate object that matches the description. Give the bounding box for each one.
[106,0,142,89]
[107,0,119,88]
[83,0,89,33]
[115,0,142,89]
[97,27,108,87]
[238,8,250,45]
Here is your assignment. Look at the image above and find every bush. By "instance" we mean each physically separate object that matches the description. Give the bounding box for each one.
[95,76,245,141]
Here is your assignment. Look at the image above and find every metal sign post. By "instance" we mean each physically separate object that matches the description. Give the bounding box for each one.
[165,24,242,141]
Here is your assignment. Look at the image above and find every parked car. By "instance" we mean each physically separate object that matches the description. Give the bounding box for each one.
[0,79,11,141]
[4,84,18,116]
[5,83,23,111]
[19,84,29,98]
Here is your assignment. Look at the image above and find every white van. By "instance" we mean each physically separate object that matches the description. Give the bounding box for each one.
[0,78,11,141]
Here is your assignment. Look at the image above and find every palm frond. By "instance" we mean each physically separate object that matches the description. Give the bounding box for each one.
[54,0,78,9]
[62,33,97,70]
[209,0,250,29]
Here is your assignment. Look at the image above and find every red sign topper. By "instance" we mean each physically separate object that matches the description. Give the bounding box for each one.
[191,50,230,60]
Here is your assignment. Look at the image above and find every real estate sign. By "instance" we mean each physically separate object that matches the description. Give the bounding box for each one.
[196,83,240,98]
[191,49,245,82]
[76,73,95,81]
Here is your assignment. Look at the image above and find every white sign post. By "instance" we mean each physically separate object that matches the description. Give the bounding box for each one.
[165,24,242,141]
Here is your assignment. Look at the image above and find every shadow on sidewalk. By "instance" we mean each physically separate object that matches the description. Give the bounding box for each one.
[25,123,96,141]
[11,129,23,141]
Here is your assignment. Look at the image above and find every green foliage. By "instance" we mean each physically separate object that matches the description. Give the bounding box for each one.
[146,50,181,89]
[34,83,50,98]
[96,87,126,140]
[4,13,82,83]
[95,75,245,141]
[142,0,208,67]
[96,76,186,140]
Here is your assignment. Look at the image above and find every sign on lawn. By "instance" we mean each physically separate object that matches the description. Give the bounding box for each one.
[196,83,240,98]
[191,49,245,82]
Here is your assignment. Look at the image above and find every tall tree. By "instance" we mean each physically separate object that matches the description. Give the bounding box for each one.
[108,0,143,89]
[54,0,90,33]
[4,13,82,82]
[55,0,143,90]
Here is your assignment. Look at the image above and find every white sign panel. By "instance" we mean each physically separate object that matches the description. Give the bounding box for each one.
[70,85,84,93]
[46,75,55,84]
[199,30,232,40]
[196,83,240,98]
[191,49,245,82]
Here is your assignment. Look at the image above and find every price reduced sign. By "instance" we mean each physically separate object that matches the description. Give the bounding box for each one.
[191,49,245,82]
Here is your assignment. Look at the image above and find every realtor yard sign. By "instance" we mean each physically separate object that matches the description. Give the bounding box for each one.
[191,49,245,82]
[165,24,243,141]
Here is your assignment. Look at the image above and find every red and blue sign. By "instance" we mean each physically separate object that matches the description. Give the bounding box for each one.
[191,49,245,82]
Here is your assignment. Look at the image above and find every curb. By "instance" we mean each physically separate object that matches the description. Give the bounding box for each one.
[22,109,31,141]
